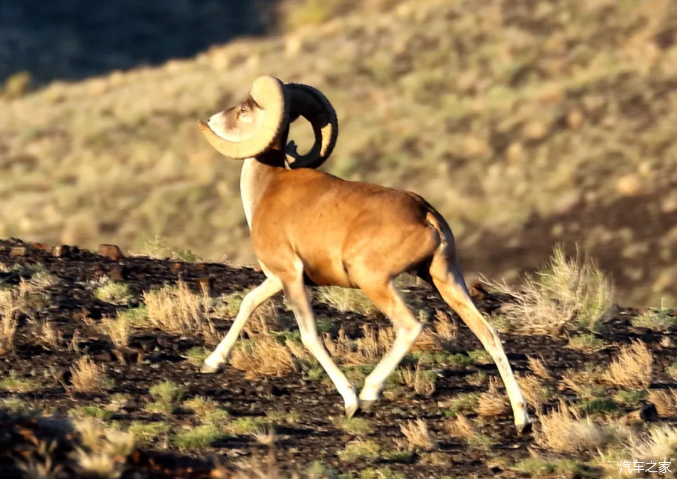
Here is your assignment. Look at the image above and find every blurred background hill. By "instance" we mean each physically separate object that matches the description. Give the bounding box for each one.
[1,0,676,307]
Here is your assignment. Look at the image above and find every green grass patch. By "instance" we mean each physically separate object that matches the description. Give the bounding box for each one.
[0,374,37,393]
[631,302,676,331]
[149,380,187,403]
[567,334,608,353]
[173,424,223,450]
[95,281,131,305]
[444,393,480,417]
[144,401,175,415]
[338,439,381,463]
[224,417,267,435]
[614,389,647,408]
[335,417,373,436]
[184,347,210,367]
[128,421,172,445]
[68,406,114,421]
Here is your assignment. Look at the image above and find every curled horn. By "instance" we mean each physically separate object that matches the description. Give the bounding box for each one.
[284,83,338,169]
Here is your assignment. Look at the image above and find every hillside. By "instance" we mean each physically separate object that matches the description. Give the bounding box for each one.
[1,0,677,306]
[0,239,676,478]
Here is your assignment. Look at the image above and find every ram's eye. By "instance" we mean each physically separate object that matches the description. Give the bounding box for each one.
[240,105,246,113]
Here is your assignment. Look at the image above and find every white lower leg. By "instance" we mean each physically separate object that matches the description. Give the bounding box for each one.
[203,278,281,370]
[360,322,423,402]
[302,332,359,414]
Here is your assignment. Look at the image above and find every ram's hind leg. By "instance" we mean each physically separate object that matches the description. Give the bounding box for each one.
[428,249,532,434]
[202,276,282,373]
[356,280,423,408]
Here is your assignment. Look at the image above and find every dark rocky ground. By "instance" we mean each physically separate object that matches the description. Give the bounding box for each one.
[0,238,676,478]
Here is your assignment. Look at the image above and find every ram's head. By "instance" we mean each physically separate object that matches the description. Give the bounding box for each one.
[198,75,338,169]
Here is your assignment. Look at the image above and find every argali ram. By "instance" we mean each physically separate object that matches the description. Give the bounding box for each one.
[197,75,531,433]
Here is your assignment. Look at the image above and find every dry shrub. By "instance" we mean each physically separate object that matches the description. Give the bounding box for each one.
[478,378,508,417]
[325,325,394,366]
[73,419,135,479]
[399,364,436,397]
[400,419,436,451]
[603,340,653,389]
[317,287,376,315]
[517,374,553,410]
[0,288,20,355]
[527,355,551,379]
[412,310,457,352]
[535,401,617,453]
[629,424,677,462]
[446,414,476,440]
[647,389,677,417]
[100,316,130,348]
[31,318,63,349]
[230,337,298,379]
[560,365,606,394]
[143,281,211,335]
[243,300,279,336]
[484,247,612,335]
[70,356,113,393]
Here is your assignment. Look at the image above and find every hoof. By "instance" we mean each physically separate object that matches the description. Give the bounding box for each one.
[345,402,359,419]
[200,362,221,374]
[360,400,376,413]
[515,420,533,436]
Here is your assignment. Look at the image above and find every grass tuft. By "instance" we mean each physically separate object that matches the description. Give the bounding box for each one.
[486,247,612,335]
[603,340,653,389]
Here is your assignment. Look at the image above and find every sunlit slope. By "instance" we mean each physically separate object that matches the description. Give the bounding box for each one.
[1,0,676,305]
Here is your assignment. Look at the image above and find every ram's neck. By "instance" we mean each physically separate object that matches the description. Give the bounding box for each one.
[240,156,283,229]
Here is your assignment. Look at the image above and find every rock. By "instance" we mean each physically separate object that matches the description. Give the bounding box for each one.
[108,264,127,281]
[9,247,27,257]
[522,120,549,140]
[98,244,124,261]
[621,403,659,425]
[94,351,114,362]
[616,174,641,196]
[566,109,585,129]
[172,262,182,272]
[195,276,213,293]
[52,245,71,257]
[31,243,47,250]
[112,347,144,365]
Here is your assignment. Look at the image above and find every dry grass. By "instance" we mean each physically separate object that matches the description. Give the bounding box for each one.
[31,318,63,349]
[535,401,620,453]
[485,247,613,335]
[517,374,554,410]
[100,316,130,348]
[73,419,135,479]
[477,378,508,417]
[628,424,677,462]
[446,415,494,451]
[411,310,457,352]
[316,287,376,316]
[70,356,114,393]
[324,325,394,367]
[603,340,653,389]
[230,337,298,379]
[143,281,212,336]
[527,355,551,379]
[398,364,436,397]
[647,389,677,417]
[400,419,436,451]
[0,288,20,355]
